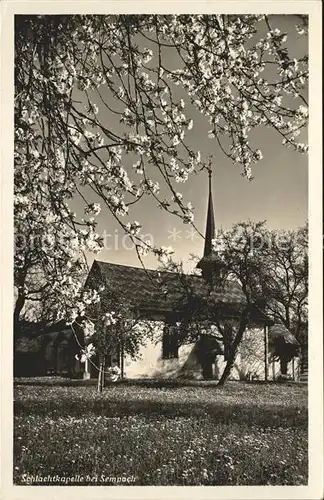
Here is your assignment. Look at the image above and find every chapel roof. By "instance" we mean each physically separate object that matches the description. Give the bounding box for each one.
[88,259,247,313]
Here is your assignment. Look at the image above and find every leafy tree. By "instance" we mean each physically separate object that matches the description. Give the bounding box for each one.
[213,221,307,381]
[156,220,307,384]
[74,267,161,391]
[14,15,308,362]
[214,221,308,330]
[155,257,263,385]
[259,224,308,341]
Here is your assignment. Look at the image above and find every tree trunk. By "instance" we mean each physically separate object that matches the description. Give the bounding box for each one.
[13,293,26,338]
[120,339,124,379]
[14,267,28,338]
[285,307,290,330]
[101,357,106,391]
[97,356,103,393]
[217,314,249,386]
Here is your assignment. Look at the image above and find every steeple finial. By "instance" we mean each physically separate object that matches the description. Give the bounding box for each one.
[207,155,213,179]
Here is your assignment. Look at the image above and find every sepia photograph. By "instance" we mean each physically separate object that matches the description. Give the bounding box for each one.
[0,3,321,496]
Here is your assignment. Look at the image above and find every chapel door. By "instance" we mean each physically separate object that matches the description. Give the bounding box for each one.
[202,354,214,379]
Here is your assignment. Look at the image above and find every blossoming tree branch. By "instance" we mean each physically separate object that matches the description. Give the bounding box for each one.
[14,14,308,367]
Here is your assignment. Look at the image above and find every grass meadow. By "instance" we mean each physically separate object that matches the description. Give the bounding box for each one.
[14,380,308,486]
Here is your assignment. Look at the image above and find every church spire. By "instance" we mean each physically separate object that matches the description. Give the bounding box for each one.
[196,162,224,284]
[202,167,215,257]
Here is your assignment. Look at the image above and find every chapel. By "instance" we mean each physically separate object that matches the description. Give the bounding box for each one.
[14,172,302,381]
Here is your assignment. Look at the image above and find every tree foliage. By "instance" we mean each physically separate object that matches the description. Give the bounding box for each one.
[154,257,263,385]
[154,220,307,383]
[214,221,308,339]
[74,268,163,389]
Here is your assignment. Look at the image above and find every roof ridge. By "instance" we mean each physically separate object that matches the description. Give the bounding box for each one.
[95,259,157,272]
[94,260,244,288]
[94,259,189,276]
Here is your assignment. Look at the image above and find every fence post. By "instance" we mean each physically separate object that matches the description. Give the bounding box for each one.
[83,358,91,380]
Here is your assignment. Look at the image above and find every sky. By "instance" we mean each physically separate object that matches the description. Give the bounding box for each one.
[67,15,308,272]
